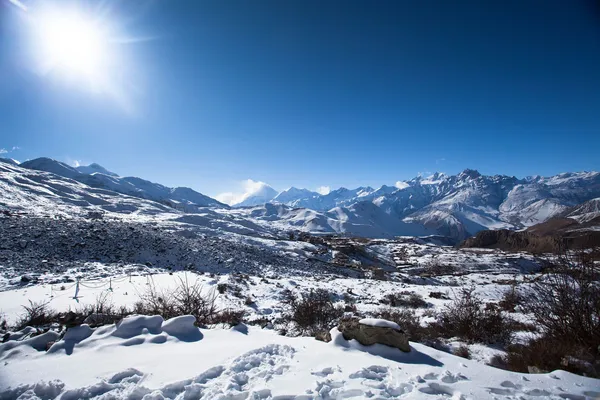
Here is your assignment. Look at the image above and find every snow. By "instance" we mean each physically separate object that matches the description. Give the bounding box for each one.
[1,316,598,399]
[5,158,600,241]
[358,318,402,330]
[2,158,600,398]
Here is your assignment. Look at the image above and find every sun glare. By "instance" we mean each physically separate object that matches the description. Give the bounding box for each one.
[34,10,109,81]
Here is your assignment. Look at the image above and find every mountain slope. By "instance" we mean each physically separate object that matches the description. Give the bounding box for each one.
[265,170,600,240]
[0,160,174,217]
[234,183,278,207]
[11,157,600,241]
[75,163,118,177]
[272,187,319,204]
[19,157,226,209]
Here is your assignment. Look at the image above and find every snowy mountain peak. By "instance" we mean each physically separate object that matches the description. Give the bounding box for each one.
[76,163,118,177]
[234,182,278,208]
[20,157,81,179]
[272,187,319,204]
[0,157,19,166]
[18,157,225,209]
[458,169,481,180]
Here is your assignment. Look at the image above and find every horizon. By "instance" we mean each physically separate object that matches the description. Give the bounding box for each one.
[1,0,600,202]
[4,155,599,205]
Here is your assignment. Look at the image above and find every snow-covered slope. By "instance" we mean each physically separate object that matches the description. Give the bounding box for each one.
[75,162,118,177]
[2,316,598,400]
[0,160,174,217]
[562,197,600,223]
[258,170,600,240]
[10,157,600,240]
[19,157,226,209]
[271,187,319,204]
[234,182,278,207]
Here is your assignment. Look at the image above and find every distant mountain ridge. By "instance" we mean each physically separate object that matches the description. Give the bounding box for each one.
[236,168,600,240]
[19,157,226,209]
[9,157,600,240]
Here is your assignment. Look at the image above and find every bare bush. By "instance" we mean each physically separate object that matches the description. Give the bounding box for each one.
[498,284,521,312]
[429,291,450,300]
[16,300,58,330]
[453,345,471,359]
[135,276,218,325]
[216,283,228,294]
[380,291,430,308]
[211,309,246,327]
[282,289,344,336]
[492,338,600,378]
[494,249,600,377]
[526,251,600,349]
[435,287,515,345]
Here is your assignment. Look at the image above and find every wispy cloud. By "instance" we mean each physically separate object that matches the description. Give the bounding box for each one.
[436,158,446,164]
[316,186,330,195]
[0,146,20,154]
[216,179,273,206]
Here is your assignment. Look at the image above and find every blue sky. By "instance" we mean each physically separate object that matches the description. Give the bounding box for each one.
[1,0,599,200]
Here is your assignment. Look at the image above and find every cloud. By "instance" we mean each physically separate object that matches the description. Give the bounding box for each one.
[214,192,239,206]
[216,179,273,206]
[436,158,446,164]
[0,146,20,155]
[316,186,330,195]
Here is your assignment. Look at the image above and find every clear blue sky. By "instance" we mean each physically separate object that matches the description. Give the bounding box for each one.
[1,0,599,198]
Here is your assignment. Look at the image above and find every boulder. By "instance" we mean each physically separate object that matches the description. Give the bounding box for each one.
[338,318,410,352]
[83,313,118,327]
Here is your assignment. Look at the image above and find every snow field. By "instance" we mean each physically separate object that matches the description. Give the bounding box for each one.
[1,314,599,399]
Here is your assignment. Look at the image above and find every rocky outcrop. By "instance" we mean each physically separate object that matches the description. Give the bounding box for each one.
[338,318,410,352]
[461,221,600,253]
[460,229,562,253]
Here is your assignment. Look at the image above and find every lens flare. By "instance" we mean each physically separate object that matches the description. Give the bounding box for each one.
[35,10,109,79]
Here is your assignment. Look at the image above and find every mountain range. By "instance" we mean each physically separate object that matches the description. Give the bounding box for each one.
[2,157,599,241]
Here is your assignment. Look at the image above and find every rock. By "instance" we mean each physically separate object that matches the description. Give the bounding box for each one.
[338,318,410,352]
[83,313,117,327]
[527,366,546,374]
[315,331,332,343]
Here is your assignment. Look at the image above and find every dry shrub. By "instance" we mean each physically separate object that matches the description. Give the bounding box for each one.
[491,337,600,378]
[453,345,471,359]
[16,300,58,330]
[429,291,450,300]
[135,275,217,325]
[434,287,515,345]
[526,251,600,349]
[380,291,430,308]
[211,309,246,327]
[498,284,522,312]
[282,288,344,336]
[494,249,600,377]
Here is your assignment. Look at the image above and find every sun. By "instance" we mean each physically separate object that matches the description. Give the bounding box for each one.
[36,11,107,79]
[31,7,112,86]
